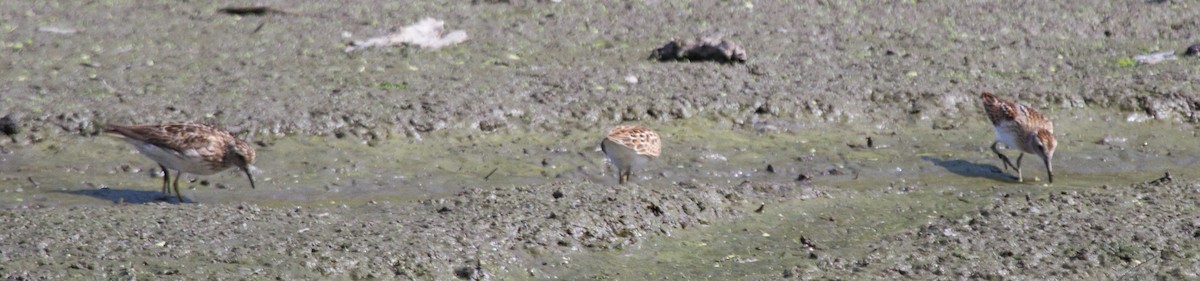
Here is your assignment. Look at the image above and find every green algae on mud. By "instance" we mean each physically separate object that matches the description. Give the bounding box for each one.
[4,110,1200,279]
[0,180,821,280]
[0,117,869,208]
[3,109,1198,212]
[538,177,1200,280]
[521,111,1200,279]
[532,187,982,280]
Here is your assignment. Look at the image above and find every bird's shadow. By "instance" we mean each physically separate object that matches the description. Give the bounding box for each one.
[56,188,188,204]
[921,156,1015,182]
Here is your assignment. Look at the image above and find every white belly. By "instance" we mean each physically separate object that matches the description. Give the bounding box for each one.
[988,124,1017,147]
[602,139,649,172]
[131,142,225,175]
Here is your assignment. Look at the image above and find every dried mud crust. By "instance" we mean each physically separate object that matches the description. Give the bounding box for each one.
[0,181,822,280]
[788,181,1200,279]
[2,1,1200,145]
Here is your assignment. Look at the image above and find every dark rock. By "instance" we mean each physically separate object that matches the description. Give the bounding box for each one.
[0,114,18,136]
[454,266,477,280]
[796,174,812,181]
[649,37,747,63]
[1185,43,1200,57]
[478,118,506,132]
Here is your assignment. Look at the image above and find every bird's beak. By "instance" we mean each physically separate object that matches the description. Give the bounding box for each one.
[242,165,256,189]
[1043,156,1053,183]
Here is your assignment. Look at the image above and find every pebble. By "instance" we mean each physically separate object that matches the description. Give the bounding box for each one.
[1185,43,1200,56]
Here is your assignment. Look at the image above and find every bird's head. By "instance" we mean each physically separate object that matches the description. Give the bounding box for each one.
[226,139,257,189]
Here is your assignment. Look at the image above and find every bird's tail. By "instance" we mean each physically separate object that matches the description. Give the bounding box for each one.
[980,91,999,102]
[102,124,141,140]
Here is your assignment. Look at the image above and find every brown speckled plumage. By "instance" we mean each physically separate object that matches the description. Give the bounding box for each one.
[105,123,256,202]
[605,125,661,158]
[982,92,1053,132]
[601,125,661,184]
[980,92,1057,183]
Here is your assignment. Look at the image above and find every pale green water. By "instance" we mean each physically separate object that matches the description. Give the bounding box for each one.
[2,110,1195,208]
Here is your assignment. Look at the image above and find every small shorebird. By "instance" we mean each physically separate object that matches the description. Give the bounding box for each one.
[105,123,256,202]
[980,92,1057,183]
[601,125,661,184]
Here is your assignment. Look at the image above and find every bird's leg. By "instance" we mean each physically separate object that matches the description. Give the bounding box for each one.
[1015,153,1025,182]
[173,171,184,203]
[991,141,1017,171]
[159,164,170,194]
[619,169,630,185]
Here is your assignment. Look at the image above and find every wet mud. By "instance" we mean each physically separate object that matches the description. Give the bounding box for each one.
[2,0,1200,280]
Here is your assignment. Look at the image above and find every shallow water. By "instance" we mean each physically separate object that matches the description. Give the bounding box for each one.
[2,109,1195,209]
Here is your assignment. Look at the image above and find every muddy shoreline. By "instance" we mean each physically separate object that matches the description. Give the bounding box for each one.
[7,176,1195,279]
[1,181,823,279]
[2,0,1200,280]
[541,179,1200,280]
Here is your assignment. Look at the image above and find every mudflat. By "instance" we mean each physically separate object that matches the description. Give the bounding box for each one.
[2,1,1199,279]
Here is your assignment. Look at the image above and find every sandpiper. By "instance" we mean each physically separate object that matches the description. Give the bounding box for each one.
[600,125,661,184]
[105,123,257,202]
[980,92,1057,183]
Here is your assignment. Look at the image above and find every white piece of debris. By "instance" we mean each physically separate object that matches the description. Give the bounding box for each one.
[37,26,77,35]
[345,18,467,52]
[1134,51,1176,65]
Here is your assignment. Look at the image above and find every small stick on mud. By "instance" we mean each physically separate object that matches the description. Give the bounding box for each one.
[27,177,39,188]
[1117,255,1159,280]
[1148,171,1172,185]
[754,204,765,213]
[483,168,499,181]
[218,6,289,16]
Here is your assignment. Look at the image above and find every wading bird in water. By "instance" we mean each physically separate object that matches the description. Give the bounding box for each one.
[980,92,1057,183]
[105,123,257,202]
[601,125,661,184]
